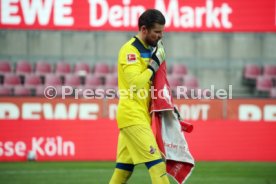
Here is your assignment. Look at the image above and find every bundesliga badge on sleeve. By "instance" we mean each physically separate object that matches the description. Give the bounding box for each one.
[127,53,137,63]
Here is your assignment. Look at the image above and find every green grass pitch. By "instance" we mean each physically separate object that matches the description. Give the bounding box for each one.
[0,162,276,184]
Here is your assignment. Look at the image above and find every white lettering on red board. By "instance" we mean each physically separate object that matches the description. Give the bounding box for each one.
[108,103,210,121]
[0,103,99,120]
[108,103,118,120]
[156,0,232,28]
[1,0,74,26]
[32,136,75,156]
[88,0,145,27]
[0,141,26,157]
[239,105,276,121]
[87,0,233,28]
[0,0,232,29]
[178,104,210,121]
[0,136,75,157]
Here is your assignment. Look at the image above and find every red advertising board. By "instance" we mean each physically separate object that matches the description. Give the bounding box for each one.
[0,97,104,120]
[0,119,118,161]
[227,99,276,121]
[185,120,276,161]
[174,99,224,120]
[0,98,276,161]
[0,0,275,32]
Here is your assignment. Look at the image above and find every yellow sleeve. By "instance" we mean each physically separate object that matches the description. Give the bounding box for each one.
[119,46,153,90]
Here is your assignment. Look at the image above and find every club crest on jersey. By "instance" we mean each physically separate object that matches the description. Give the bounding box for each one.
[127,54,137,63]
[149,145,156,154]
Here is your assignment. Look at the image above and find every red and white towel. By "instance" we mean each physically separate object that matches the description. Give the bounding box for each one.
[150,62,195,184]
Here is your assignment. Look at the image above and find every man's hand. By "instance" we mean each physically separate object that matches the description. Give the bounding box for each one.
[148,40,166,74]
[152,40,166,66]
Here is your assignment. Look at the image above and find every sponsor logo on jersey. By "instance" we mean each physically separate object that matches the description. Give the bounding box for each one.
[127,54,137,63]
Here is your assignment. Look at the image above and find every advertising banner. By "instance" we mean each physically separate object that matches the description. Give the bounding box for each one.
[0,98,276,161]
[0,0,275,32]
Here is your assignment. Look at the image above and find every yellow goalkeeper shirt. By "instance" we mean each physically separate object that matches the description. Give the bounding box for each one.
[116,36,153,129]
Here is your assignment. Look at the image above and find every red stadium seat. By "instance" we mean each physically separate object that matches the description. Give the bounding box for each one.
[0,60,12,74]
[24,74,42,87]
[182,75,199,98]
[93,63,110,75]
[110,65,118,74]
[64,75,81,87]
[263,64,276,78]
[74,63,90,76]
[255,76,273,93]
[0,86,12,96]
[270,88,276,98]
[104,74,118,87]
[242,64,261,86]
[104,74,118,98]
[243,64,261,79]
[14,86,31,96]
[16,60,32,75]
[35,85,63,97]
[35,61,52,74]
[55,62,71,75]
[171,63,188,76]
[44,74,62,86]
[167,75,183,97]
[85,75,103,87]
[76,85,99,98]
[167,75,183,88]
[183,75,199,88]
[3,74,21,87]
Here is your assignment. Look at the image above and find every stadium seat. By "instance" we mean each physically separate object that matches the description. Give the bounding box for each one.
[44,74,62,86]
[35,61,52,74]
[85,75,103,87]
[64,74,81,87]
[76,85,99,98]
[74,63,90,76]
[255,76,273,94]
[182,75,199,98]
[3,74,21,87]
[93,63,110,75]
[104,74,118,98]
[263,64,276,86]
[0,86,12,96]
[13,86,31,96]
[167,75,183,97]
[167,75,183,88]
[110,65,118,74]
[183,75,199,88]
[0,61,12,84]
[0,60,12,74]
[263,64,276,79]
[242,64,261,86]
[24,74,42,87]
[104,74,118,87]
[35,85,64,97]
[171,63,188,76]
[16,60,32,75]
[55,62,71,75]
[270,88,276,98]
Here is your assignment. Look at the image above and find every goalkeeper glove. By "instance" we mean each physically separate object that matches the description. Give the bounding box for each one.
[148,40,166,75]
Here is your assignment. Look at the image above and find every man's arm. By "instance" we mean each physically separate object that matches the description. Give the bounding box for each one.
[122,62,153,90]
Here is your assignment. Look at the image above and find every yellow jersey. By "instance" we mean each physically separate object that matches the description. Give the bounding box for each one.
[116,36,153,129]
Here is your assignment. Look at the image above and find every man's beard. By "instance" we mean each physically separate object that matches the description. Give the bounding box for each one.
[145,36,158,47]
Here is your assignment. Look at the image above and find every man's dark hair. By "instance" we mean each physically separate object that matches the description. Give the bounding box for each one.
[138,9,166,30]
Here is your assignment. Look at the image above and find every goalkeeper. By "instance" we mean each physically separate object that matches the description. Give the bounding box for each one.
[109,9,170,184]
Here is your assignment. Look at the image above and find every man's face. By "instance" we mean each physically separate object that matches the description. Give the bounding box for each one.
[144,24,164,47]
